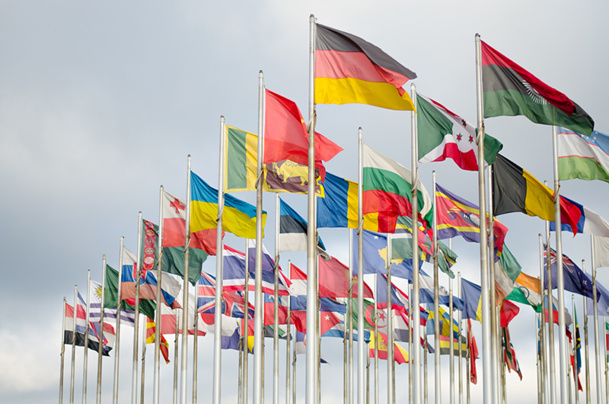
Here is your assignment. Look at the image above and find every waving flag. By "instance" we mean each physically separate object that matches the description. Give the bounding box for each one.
[146,318,170,363]
[64,302,114,356]
[370,332,410,364]
[319,255,373,299]
[549,195,609,237]
[279,198,327,255]
[315,23,416,111]
[544,246,593,299]
[104,263,153,322]
[461,278,482,321]
[481,40,594,136]
[558,128,609,183]
[395,264,464,310]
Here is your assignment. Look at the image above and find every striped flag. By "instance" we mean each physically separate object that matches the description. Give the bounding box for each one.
[558,127,609,183]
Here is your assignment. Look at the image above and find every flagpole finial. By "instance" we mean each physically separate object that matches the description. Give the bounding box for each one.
[259,70,263,78]
[475,33,480,39]
[188,154,191,158]
[411,83,416,91]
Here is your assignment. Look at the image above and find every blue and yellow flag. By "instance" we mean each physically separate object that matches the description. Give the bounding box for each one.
[461,278,482,322]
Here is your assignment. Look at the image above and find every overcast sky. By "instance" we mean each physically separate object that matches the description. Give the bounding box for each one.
[1,1,608,403]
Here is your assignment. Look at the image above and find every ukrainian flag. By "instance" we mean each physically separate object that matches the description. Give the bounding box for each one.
[190,171,266,240]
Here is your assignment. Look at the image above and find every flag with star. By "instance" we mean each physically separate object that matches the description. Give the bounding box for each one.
[417,93,503,170]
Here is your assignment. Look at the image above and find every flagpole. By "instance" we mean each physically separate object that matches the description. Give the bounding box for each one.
[273,193,280,404]
[193,274,200,404]
[458,272,463,404]
[487,164,499,404]
[179,155,192,404]
[292,328,297,404]
[538,312,543,404]
[239,326,244,404]
[140,329,146,404]
[307,14,320,404]
[465,320,470,404]
[474,33,492,404]
[132,212,143,404]
[591,239,602,404]
[71,285,77,404]
[349,230,354,404]
[343,274,348,404]
[574,295,580,404]
[358,126,365,404]
[243,239,250,404]
[449,277,454,404]
[213,116,226,404]
[539,234,548,404]
[113,237,125,404]
[83,270,91,404]
[388,233,395,404]
[604,315,608,404]
[424,332,429,404]
[582,263,591,404]
[173,312,179,404]
[60,296,66,404]
[154,187,165,404]
[96,256,107,404]
[409,283,413,404]
[432,171,441,404]
[410,82,421,404]
[374,274,378,404]
[551,125,569,404]
[286,262,292,404]
[546,212,557,404]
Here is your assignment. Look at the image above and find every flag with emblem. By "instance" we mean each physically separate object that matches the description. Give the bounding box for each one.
[558,127,609,183]
[545,246,593,299]
[146,317,170,363]
[369,332,409,364]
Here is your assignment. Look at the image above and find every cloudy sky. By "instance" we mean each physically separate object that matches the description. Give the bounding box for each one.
[1,1,608,403]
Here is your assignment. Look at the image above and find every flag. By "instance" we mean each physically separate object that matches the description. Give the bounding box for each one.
[549,195,609,237]
[499,300,520,327]
[352,230,412,277]
[481,40,594,136]
[376,274,430,326]
[146,318,170,364]
[120,264,182,310]
[545,246,593,299]
[586,274,609,316]
[88,279,135,328]
[467,319,478,384]
[558,127,609,183]
[436,183,508,255]
[574,307,582,381]
[439,335,468,356]
[63,302,114,356]
[225,125,258,193]
[605,322,609,363]
[222,245,290,296]
[417,93,503,170]
[492,154,582,235]
[289,295,346,335]
[461,278,482,321]
[315,23,416,111]
[317,172,359,229]
[507,270,543,310]
[363,144,433,233]
[294,331,329,363]
[162,191,214,284]
[426,305,460,339]
[263,294,288,326]
[318,255,373,299]
[369,332,410,364]
[393,263,464,311]
[593,236,609,269]
[278,198,327,256]
[501,326,522,380]
[104,263,153,322]
[190,171,266,239]
[494,245,522,303]
[115,248,157,319]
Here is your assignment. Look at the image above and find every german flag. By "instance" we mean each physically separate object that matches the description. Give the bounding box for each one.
[481,40,594,136]
[491,154,582,234]
[315,23,417,111]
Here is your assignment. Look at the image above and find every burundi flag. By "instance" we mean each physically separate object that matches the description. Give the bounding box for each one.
[190,171,266,239]
[315,23,417,111]
[363,144,433,233]
[481,40,594,136]
[417,93,503,170]
[558,128,609,183]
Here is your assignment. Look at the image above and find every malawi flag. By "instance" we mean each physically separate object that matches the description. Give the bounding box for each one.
[363,144,433,233]
[417,93,503,170]
[481,40,594,136]
[315,23,417,111]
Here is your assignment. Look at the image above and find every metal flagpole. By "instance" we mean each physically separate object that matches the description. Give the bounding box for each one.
[546,215,557,404]
[349,230,354,404]
[474,34,492,404]
[458,273,463,404]
[173,312,179,404]
[71,285,77,404]
[307,14,319,404]
[344,276,348,404]
[367,342,371,404]
[358,127,365,404]
[574,295,580,404]
[239,327,244,404]
[374,274,378,404]
[180,155,192,404]
[193,274,200,404]
[551,125,569,404]
[410,83,421,404]
[582,261,591,404]
[432,171,441,404]
[487,165,499,404]
[132,212,143,404]
[97,257,107,404]
[449,277,454,404]
[113,237,125,404]
[293,329,297,404]
[140,330,146,404]
[286,262,292,404]
[60,297,66,404]
[274,193,280,404]
[539,234,548,404]
[409,283,413,404]
[83,270,91,404]
[604,315,608,404]
[213,117,227,404]
[465,320,470,404]
[388,234,395,404]
[154,187,165,404]
[244,240,250,404]
[538,313,543,404]
[592,239,602,404]
[424,333,428,404]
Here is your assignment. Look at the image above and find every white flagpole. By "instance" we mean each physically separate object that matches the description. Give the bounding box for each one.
[374,274,378,404]
[306,14,319,404]
[449,277,454,404]
[154,186,165,404]
[239,326,244,404]
[592,239,602,404]
[604,315,608,404]
[546,214,557,404]
[274,193,280,404]
[113,237,125,404]
[582,263,591,404]
[539,234,548,404]
[357,127,365,404]
[474,33,492,404]
[254,69,266,404]
[487,164,499,404]
[574,295,580,404]
[387,234,395,404]
[243,239,250,404]
[60,297,66,404]
[538,312,543,404]
[348,230,354,404]
[180,155,192,404]
[193,273,200,404]
[410,82,422,404]
[83,270,92,404]
[458,272,463,404]
[71,285,78,404]
[424,332,429,404]
[551,125,569,404]
[97,256,106,404]
[132,213,143,404]
[286,262,292,404]
[213,117,226,404]
[140,328,146,404]
[432,171,441,404]
[173,312,179,404]
[409,283,413,404]
[465,319,471,404]
[293,325,297,404]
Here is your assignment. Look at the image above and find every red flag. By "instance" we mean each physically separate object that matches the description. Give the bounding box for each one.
[146,318,170,364]
[499,300,520,327]
[467,319,478,384]
[319,255,373,299]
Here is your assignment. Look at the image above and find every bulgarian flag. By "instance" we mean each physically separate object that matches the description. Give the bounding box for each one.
[481,40,594,136]
[363,144,433,233]
[417,94,503,171]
